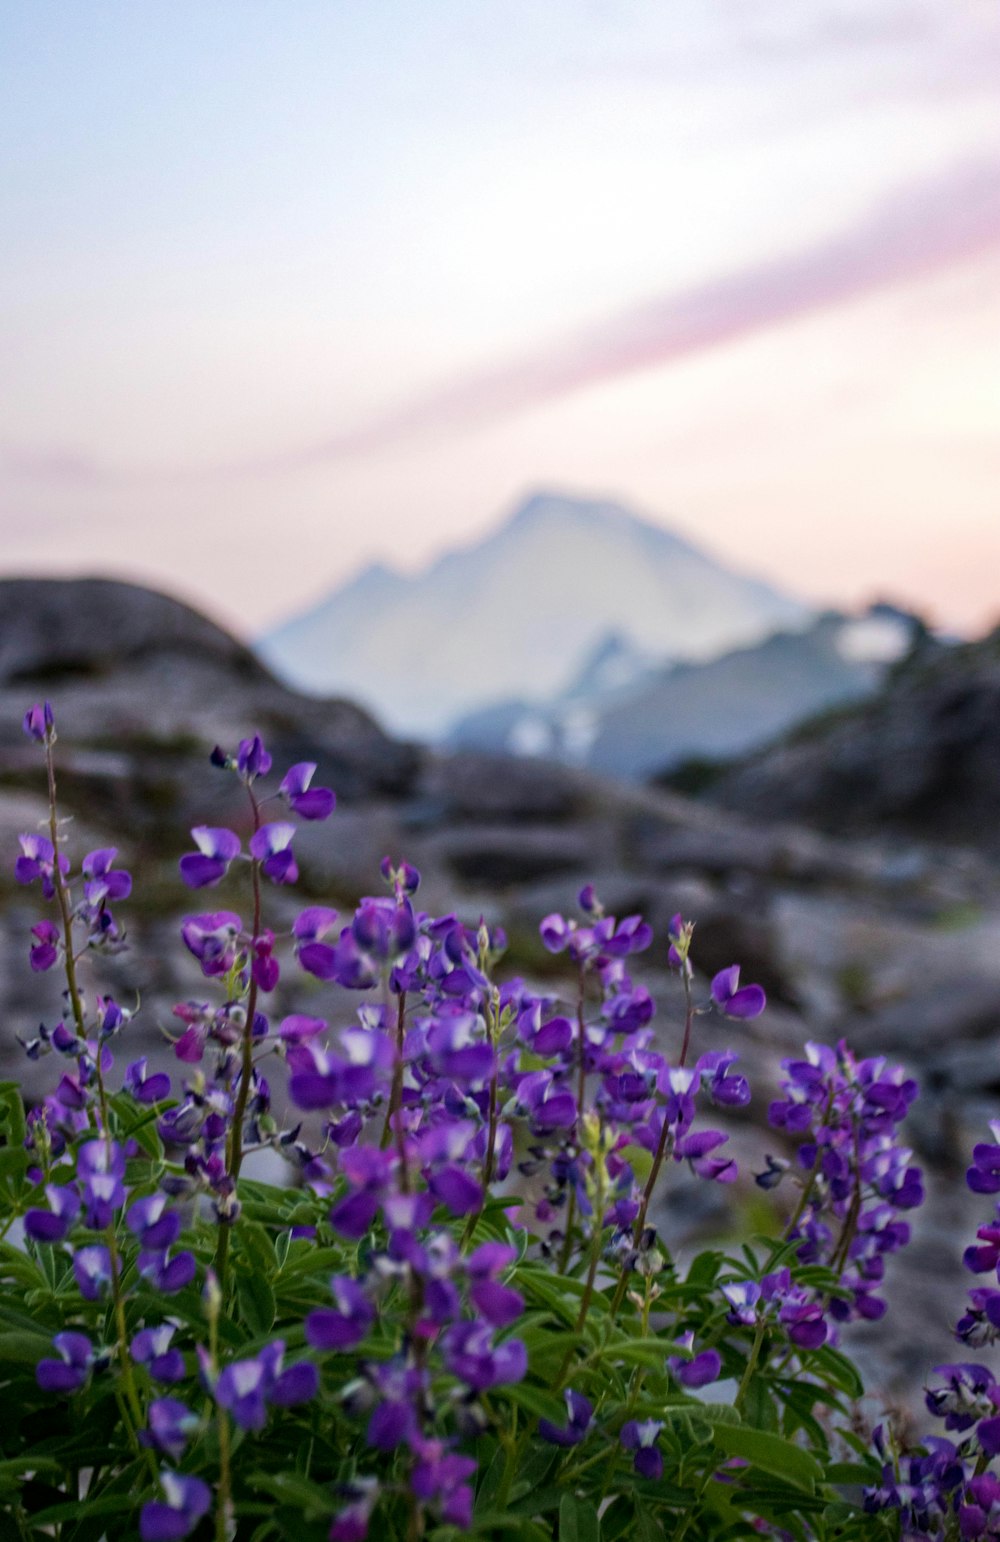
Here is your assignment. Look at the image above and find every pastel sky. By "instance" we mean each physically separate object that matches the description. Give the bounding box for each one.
[1,0,998,639]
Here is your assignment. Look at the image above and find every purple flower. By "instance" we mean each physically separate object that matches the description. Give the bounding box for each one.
[143,1399,198,1462]
[37,1331,94,1394]
[180,911,242,976]
[307,1277,374,1352]
[15,833,69,899]
[440,1321,527,1392]
[73,1244,116,1301]
[710,965,766,1019]
[329,1478,379,1541]
[722,1280,761,1327]
[132,1325,186,1384]
[29,920,60,972]
[539,1389,593,1446]
[280,762,336,821]
[23,701,54,743]
[969,1142,1000,1196]
[128,1194,181,1251]
[82,847,132,903]
[140,1471,212,1542]
[411,1440,478,1529]
[215,1341,316,1431]
[237,734,272,781]
[124,1058,172,1104]
[249,821,299,885]
[78,1139,127,1228]
[138,1248,197,1295]
[539,913,571,953]
[669,1343,722,1388]
[24,1183,80,1243]
[278,1014,328,1044]
[293,906,340,978]
[621,1419,664,1480]
[926,1363,999,1432]
[179,827,241,889]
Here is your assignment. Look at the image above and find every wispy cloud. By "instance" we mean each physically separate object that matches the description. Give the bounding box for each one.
[5,155,999,486]
[246,155,1000,470]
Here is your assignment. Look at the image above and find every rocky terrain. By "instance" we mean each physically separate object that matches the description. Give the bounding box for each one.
[1,576,999,1420]
[707,626,1000,853]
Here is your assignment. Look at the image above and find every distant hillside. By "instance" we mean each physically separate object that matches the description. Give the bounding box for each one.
[0,577,417,810]
[707,626,1000,849]
[259,490,809,736]
[451,606,919,780]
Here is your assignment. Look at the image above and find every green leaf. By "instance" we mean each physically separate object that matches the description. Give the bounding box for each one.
[500,1382,569,1425]
[559,1493,600,1542]
[0,1330,52,1365]
[633,1505,667,1542]
[684,1250,722,1287]
[712,1424,825,1491]
[742,1375,780,1431]
[237,1271,276,1335]
[248,1472,337,1517]
[824,1461,881,1485]
[805,1345,864,1400]
[0,1082,27,1147]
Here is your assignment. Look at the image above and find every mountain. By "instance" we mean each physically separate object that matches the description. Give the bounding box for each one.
[449,605,921,779]
[707,623,1000,849]
[259,491,809,737]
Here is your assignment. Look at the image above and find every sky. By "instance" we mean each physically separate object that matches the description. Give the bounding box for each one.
[1,0,998,639]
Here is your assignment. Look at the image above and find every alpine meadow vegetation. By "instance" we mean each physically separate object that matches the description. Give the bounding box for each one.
[2,702,999,1540]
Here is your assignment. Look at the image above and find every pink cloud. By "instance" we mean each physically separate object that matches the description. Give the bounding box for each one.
[5,155,1000,485]
[245,154,1000,471]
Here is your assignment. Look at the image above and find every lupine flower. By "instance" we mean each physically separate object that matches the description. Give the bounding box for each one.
[128,1194,181,1250]
[78,1139,127,1227]
[411,1440,478,1529]
[621,1419,664,1479]
[180,911,243,976]
[329,1477,379,1541]
[280,761,335,820]
[214,1341,317,1430]
[24,1183,80,1242]
[440,1321,527,1391]
[73,1244,116,1300]
[249,821,298,884]
[293,906,340,978]
[139,1471,212,1542]
[306,1277,375,1351]
[669,1335,722,1388]
[138,1248,197,1295]
[132,1325,186,1384]
[82,847,132,903]
[36,1331,95,1394]
[237,734,272,780]
[29,919,60,972]
[926,1363,998,1431]
[142,1399,198,1462]
[124,1057,172,1103]
[539,1389,593,1446]
[23,700,54,742]
[179,827,241,889]
[16,833,69,898]
[710,965,766,1019]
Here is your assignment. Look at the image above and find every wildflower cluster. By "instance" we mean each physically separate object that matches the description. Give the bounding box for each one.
[0,701,973,1541]
[862,1122,1000,1538]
